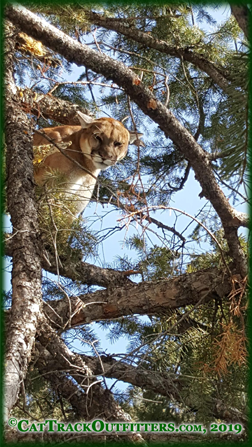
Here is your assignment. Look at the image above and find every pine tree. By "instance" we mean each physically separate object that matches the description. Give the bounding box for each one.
[4,3,249,443]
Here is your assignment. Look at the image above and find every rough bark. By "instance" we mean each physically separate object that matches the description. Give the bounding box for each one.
[231,5,249,39]
[84,353,183,402]
[44,254,134,287]
[5,4,248,277]
[17,87,93,125]
[37,319,104,417]
[44,268,232,329]
[4,21,43,420]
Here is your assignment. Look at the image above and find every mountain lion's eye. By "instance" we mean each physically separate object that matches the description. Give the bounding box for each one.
[95,135,102,143]
[114,141,122,147]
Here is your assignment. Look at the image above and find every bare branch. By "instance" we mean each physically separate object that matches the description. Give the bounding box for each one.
[167,162,191,192]
[142,214,186,246]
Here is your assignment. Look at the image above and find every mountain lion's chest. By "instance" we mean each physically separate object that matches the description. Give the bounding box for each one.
[66,168,100,214]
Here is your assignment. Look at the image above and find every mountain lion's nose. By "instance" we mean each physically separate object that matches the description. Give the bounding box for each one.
[99,151,115,161]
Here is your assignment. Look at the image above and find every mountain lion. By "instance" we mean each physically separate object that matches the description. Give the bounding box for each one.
[33,112,143,216]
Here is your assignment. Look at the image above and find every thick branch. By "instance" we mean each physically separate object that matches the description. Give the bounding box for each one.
[84,353,182,401]
[18,87,93,125]
[45,256,134,287]
[46,256,134,287]
[5,4,248,276]
[34,340,247,426]
[44,268,232,329]
[230,5,249,39]
[5,235,134,287]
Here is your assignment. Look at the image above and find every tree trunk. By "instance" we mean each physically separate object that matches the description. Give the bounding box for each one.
[4,21,43,420]
[230,5,249,39]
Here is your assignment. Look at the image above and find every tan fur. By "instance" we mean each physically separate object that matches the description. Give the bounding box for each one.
[33,113,142,216]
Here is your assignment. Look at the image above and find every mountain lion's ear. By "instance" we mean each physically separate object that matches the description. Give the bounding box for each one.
[77,111,95,128]
[128,131,145,146]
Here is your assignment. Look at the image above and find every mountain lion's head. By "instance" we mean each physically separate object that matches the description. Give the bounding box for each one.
[77,112,143,170]
[33,112,144,216]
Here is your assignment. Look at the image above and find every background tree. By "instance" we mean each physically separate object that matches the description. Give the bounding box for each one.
[4,2,249,443]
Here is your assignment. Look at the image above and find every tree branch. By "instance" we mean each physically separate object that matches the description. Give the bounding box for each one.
[142,214,186,245]
[34,339,248,426]
[5,234,134,287]
[43,268,232,329]
[84,353,247,424]
[18,87,93,125]
[167,161,191,193]
[36,320,145,442]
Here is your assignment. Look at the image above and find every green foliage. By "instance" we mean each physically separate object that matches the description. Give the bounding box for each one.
[35,170,97,259]
[187,230,248,272]
[123,236,180,280]
[206,51,248,182]
[12,366,73,421]
[139,245,179,280]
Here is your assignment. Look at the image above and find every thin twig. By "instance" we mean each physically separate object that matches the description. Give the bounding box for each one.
[118,204,231,275]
